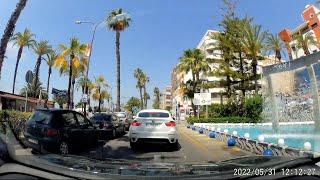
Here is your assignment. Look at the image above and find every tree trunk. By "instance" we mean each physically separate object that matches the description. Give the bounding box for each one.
[67,54,74,109]
[225,58,231,98]
[12,46,23,94]
[191,72,197,117]
[304,47,310,55]
[34,55,42,94]
[45,67,51,107]
[139,87,143,109]
[71,77,75,109]
[275,50,281,62]
[252,57,258,94]
[98,87,101,112]
[98,98,101,113]
[115,30,121,111]
[285,42,293,61]
[239,51,245,116]
[0,0,28,81]
[46,67,51,95]
[143,86,147,109]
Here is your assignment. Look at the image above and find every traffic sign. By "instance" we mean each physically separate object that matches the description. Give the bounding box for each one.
[193,93,211,105]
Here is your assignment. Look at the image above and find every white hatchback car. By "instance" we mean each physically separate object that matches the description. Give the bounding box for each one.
[128,109,178,149]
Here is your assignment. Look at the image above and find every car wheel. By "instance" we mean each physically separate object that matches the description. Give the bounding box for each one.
[130,141,138,150]
[59,141,69,155]
[112,129,117,139]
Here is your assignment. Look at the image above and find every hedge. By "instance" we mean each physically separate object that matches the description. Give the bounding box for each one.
[187,116,252,124]
[0,110,32,137]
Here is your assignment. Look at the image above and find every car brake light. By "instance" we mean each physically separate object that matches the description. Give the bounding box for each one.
[165,121,176,127]
[131,121,141,126]
[46,128,58,136]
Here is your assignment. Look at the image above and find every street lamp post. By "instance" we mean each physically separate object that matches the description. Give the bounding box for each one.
[75,19,104,117]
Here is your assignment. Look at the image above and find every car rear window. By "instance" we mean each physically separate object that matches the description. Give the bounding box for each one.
[29,111,52,125]
[91,114,112,121]
[115,113,126,118]
[138,112,170,118]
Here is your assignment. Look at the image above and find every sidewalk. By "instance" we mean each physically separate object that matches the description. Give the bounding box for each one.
[177,124,252,162]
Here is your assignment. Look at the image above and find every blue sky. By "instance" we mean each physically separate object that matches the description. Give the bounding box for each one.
[0,0,316,107]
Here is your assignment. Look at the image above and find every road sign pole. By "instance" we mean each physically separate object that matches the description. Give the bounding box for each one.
[24,87,28,112]
[206,105,208,119]
[197,105,200,119]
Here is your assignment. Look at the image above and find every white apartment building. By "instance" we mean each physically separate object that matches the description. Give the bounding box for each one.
[279,4,320,60]
[171,30,279,117]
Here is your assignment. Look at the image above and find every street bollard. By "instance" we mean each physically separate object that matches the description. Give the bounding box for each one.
[263,149,274,156]
[227,138,236,146]
[199,128,204,134]
[209,132,216,138]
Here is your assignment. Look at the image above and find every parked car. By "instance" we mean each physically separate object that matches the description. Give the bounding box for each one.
[128,109,178,149]
[24,109,99,155]
[90,113,126,139]
[114,112,130,131]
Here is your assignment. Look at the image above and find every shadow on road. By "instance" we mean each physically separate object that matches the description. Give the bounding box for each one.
[133,143,181,153]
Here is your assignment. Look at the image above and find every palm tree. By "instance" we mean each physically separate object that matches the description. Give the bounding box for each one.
[144,92,150,108]
[92,75,110,112]
[141,73,149,109]
[77,77,92,97]
[55,37,87,109]
[20,80,48,99]
[293,32,318,56]
[0,0,28,81]
[264,33,284,62]
[77,77,94,112]
[153,87,160,109]
[178,48,211,116]
[33,40,52,88]
[106,8,132,112]
[134,68,144,109]
[242,23,267,94]
[45,51,57,96]
[11,28,35,94]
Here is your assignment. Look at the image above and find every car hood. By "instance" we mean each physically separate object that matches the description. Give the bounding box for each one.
[37,154,312,177]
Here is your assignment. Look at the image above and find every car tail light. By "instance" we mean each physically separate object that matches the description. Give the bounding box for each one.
[46,128,58,136]
[165,121,176,127]
[131,121,141,126]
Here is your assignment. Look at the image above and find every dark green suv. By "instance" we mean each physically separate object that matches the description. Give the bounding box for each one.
[24,109,99,155]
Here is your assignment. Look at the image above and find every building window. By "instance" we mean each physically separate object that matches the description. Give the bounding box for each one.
[211,93,219,98]
[310,13,314,18]
[311,23,318,29]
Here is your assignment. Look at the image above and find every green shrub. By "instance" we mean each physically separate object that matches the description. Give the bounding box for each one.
[187,116,252,124]
[197,95,263,122]
[0,110,32,136]
[244,95,262,122]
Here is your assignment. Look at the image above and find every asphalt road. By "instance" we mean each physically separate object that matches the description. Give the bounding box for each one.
[77,123,252,163]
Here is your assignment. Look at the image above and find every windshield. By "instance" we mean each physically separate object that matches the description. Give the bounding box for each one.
[29,111,52,125]
[138,112,170,118]
[91,114,112,121]
[1,0,320,179]
[115,113,126,118]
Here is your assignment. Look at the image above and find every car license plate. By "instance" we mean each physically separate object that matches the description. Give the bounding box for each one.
[146,123,161,127]
[28,138,38,144]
